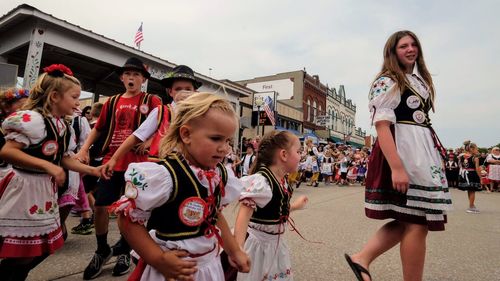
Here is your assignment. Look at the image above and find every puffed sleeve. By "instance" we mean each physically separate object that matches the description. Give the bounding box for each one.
[239,174,273,210]
[368,77,400,124]
[220,167,243,207]
[109,162,173,224]
[2,110,46,147]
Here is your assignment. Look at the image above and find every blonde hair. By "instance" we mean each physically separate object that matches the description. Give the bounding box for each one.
[23,72,81,116]
[159,92,237,158]
[375,30,436,111]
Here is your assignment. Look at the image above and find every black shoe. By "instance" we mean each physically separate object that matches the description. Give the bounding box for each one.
[112,254,131,276]
[83,251,112,280]
[111,239,128,256]
[71,222,93,235]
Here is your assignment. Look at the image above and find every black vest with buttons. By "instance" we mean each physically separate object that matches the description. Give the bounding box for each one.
[250,166,293,225]
[147,153,228,241]
[13,116,71,173]
[394,85,432,127]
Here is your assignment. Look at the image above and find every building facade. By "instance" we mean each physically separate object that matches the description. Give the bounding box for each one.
[238,70,366,146]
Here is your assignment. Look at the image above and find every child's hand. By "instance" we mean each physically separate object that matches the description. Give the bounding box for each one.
[75,149,89,164]
[229,249,251,273]
[47,164,66,187]
[155,250,197,281]
[101,159,116,179]
[293,195,308,210]
[90,166,102,178]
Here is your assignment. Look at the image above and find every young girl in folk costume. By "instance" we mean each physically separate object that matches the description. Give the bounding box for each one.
[347,163,358,185]
[0,64,102,281]
[0,87,30,177]
[109,93,250,281]
[321,150,334,185]
[346,31,452,281]
[303,139,319,187]
[486,147,500,192]
[445,154,459,188]
[234,130,308,281]
[457,141,482,213]
[0,87,30,123]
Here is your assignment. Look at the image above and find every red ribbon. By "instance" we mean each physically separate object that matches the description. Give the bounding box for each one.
[202,170,224,249]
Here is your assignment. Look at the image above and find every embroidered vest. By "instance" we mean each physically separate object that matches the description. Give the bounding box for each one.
[394,85,432,127]
[148,104,172,159]
[14,116,71,173]
[147,154,228,241]
[250,166,293,225]
[93,92,155,157]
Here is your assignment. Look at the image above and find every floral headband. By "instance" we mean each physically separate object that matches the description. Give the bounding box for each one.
[4,88,30,101]
[43,64,73,77]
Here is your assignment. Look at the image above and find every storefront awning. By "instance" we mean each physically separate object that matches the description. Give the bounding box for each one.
[300,132,319,144]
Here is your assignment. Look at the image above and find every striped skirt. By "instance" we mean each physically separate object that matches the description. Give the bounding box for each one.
[364,139,452,231]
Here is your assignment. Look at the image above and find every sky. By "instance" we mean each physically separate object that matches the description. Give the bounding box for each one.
[2,0,499,148]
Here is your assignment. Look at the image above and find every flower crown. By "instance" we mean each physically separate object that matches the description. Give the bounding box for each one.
[43,64,73,77]
[4,88,30,101]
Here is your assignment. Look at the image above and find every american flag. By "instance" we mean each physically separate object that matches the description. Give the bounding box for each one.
[263,95,275,126]
[134,23,144,48]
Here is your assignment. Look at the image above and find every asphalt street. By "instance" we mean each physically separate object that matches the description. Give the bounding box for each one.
[28,184,500,281]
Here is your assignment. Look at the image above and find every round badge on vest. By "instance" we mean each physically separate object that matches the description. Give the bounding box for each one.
[124,181,138,199]
[179,197,207,226]
[406,95,421,109]
[42,140,58,156]
[139,104,149,114]
[412,110,426,124]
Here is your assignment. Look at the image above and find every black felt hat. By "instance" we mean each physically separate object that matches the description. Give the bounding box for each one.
[116,57,150,79]
[160,65,202,89]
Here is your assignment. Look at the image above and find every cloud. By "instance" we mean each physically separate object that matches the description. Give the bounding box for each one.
[2,0,499,148]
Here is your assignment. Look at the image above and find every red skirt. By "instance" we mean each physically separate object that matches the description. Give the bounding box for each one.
[365,139,447,231]
[0,227,64,258]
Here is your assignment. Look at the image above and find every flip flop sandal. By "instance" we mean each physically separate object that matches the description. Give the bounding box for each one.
[344,253,372,281]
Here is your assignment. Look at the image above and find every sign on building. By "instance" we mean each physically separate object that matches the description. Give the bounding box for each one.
[246,78,294,100]
[316,115,328,126]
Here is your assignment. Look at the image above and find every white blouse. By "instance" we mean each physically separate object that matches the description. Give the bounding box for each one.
[112,160,243,224]
[369,64,430,125]
[2,110,76,155]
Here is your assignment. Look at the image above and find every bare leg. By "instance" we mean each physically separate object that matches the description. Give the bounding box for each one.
[400,223,428,281]
[467,191,475,208]
[350,220,406,281]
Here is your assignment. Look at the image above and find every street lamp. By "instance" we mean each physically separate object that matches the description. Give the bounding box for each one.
[254,96,264,136]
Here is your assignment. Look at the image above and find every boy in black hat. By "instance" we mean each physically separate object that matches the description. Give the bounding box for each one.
[76,57,162,280]
[101,65,202,173]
